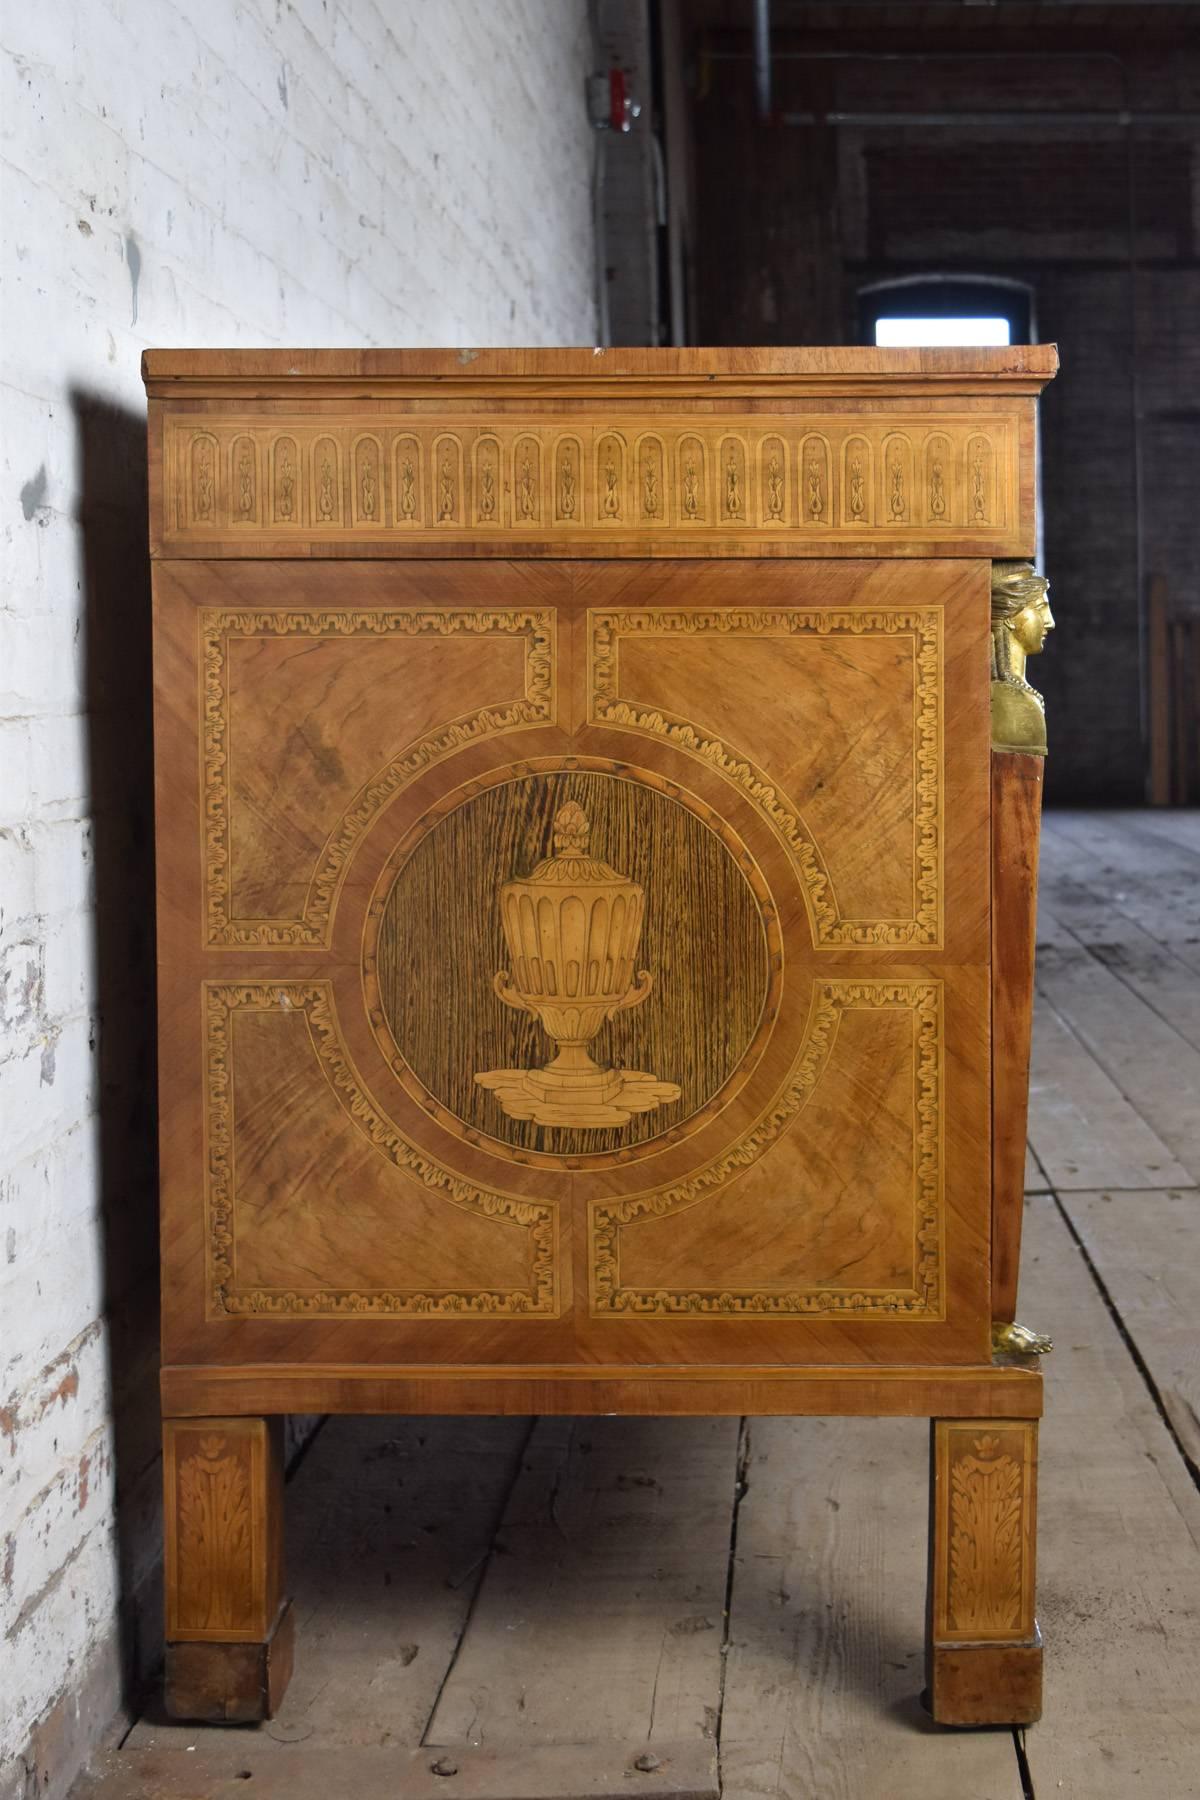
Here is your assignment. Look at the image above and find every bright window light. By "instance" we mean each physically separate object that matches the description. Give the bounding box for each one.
[874,316,1011,347]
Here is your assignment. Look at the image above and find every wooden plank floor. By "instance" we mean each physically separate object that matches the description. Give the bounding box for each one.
[76,812,1200,1800]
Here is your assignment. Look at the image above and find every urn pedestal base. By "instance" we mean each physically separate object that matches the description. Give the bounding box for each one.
[475,1062,682,1126]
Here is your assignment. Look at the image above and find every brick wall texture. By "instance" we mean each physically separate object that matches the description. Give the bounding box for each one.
[0,4,594,1794]
[690,26,1200,803]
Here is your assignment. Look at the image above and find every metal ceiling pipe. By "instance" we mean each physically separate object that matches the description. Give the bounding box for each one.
[753,0,771,119]
[779,109,1199,127]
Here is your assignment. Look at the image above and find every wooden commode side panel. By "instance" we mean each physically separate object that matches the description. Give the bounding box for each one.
[147,350,1057,1729]
[154,555,992,1372]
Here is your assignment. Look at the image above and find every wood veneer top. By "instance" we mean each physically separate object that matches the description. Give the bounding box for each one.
[143,343,1059,399]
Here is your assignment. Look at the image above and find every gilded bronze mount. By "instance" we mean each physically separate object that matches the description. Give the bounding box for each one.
[991,561,1054,755]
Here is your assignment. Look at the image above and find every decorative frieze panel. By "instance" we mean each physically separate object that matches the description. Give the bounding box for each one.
[162,414,1020,544]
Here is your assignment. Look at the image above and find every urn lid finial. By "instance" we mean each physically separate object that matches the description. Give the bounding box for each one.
[553,801,590,856]
[515,797,625,885]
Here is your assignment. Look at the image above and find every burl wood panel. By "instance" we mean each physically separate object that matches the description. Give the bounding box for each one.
[154,555,992,1375]
[991,751,1045,1322]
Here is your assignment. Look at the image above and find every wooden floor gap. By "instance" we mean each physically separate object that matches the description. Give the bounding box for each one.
[1050,1191,1200,1492]
[284,1413,331,1480]
[713,1415,750,1796]
[1037,1184,1200,1195]
[418,1414,539,1748]
[1013,1726,1036,1800]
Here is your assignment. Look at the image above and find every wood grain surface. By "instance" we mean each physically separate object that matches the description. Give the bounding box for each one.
[374,768,770,1158]
[153,554,995,1377]
[991,750,1044,1321]
[83,812,1200,1800]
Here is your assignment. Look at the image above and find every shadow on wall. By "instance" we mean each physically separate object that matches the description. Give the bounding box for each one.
[72,389,163,1707]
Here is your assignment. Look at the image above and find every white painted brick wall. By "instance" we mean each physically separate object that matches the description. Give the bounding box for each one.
[0,3,595,1792]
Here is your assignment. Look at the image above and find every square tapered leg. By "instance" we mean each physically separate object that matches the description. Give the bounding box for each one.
[927,1417,1042,1726]
[162,1416,292,1722]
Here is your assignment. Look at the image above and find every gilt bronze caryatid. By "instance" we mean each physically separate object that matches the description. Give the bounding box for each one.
[991,560,1055,755]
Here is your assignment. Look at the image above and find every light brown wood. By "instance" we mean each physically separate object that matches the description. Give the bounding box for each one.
[143,348,1057,1732]
[152,409,1027,557]
[134,1416,533,1754]
[83,812,1200,1799]
[154,554,995,1369]
[160,1361,1043,1420]
[163,1416,288,1720]
[927,1418,1041,1725]
[141,343,1061,394]
[991,750,1044,1320]
[163,1417,284,1643]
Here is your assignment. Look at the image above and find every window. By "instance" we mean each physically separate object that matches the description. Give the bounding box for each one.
[875,315,1010,347]
[859,278,1032,349]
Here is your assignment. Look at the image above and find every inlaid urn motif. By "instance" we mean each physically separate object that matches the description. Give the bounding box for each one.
[475,801,682,1127]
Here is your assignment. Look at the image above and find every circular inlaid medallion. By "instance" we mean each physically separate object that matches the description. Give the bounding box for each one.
[363,763,777,1164]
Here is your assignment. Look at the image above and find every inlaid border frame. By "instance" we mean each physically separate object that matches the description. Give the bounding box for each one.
[199,607,556,949]
[586,605,944,949]
[202,981,561,1320]
[589,979,945,1320]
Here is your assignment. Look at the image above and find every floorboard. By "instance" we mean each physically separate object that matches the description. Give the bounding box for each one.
[1035,914,1200,1183]
[1042,812,1200,962]
[718,1418,1024,1800]
[1026,993,1188,1191]
[1056,1188,1200,1474]
[1020,1195,1200,1800]
[1043,905,1200,1058]
[126,1416,531,1754]
[424,1415,738,1755]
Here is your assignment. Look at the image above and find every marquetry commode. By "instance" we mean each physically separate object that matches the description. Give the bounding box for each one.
[143,346,1057,1729]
